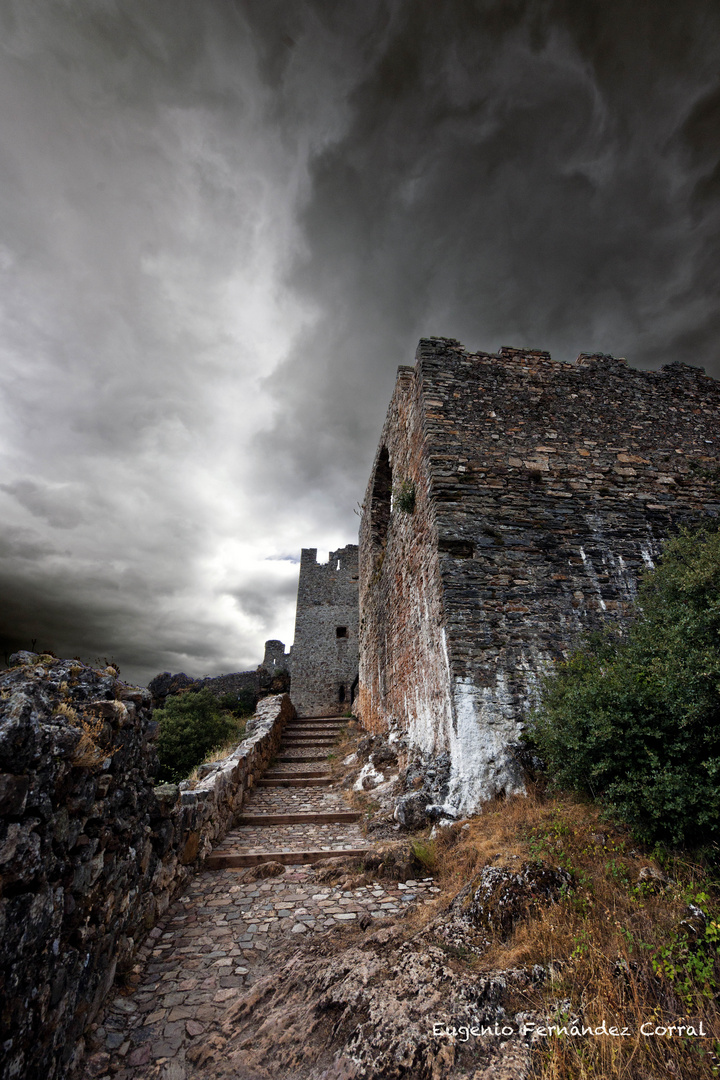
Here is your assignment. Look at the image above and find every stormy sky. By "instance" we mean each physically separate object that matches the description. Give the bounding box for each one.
[1,0,719,685]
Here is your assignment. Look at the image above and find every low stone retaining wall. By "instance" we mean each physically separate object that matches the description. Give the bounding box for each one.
[0,652,292,1080]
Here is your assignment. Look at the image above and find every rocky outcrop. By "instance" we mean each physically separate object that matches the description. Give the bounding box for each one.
[146,670,199,707]
[0,652,291,1080]
[185,923,544,1080]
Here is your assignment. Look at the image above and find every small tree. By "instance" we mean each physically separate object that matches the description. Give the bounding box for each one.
[528,524,720,848]
[155,689,241,783]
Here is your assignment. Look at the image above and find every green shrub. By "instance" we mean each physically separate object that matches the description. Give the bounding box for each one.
[217,690,256,717]
[155,689,242,783]
[528,524,720,849]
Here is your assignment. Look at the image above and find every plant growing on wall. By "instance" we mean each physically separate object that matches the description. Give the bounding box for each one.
[394,478,416,513]
[528,524,720,849]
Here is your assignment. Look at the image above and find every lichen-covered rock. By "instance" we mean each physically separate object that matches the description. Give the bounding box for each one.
[394,790,430,829]
[391,751,455,828]
[369,736,399,768]
[466,862,572,939]
[354,760,386,791]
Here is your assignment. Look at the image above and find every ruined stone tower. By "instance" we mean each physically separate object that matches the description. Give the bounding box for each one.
[290,545,359,717]
[358,337,720,816]
[260,639,289,673]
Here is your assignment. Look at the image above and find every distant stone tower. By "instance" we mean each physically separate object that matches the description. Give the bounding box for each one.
[290,545,359,717]
[260,639,289,673]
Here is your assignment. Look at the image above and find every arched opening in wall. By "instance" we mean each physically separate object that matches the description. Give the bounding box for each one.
[338,684,346,704]
[370,446,392,547]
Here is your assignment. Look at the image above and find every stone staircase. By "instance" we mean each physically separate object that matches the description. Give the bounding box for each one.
[206,715,370,869]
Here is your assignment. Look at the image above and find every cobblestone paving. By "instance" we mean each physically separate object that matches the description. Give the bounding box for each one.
[239,787,349,812]
[87,868,440,1077]
[84,716,424,1079]
[275,746,337,760]
[264,760,331,774]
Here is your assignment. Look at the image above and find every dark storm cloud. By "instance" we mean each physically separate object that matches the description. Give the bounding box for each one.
[2,0,720,683]
[255,0,720,502]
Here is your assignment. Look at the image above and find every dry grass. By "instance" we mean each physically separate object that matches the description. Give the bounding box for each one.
[55,702,113,769]
[426,787,720,1079]
[324,722,359,786]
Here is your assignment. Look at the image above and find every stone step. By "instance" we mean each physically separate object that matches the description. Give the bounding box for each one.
[281,738,337,746]
[283,731,339,738]
[235,811,361,826]
[206,847,370,869]
[264,769,330,779]
[283,729,343,737]
[256,777,332,787]
[279,745,336,752]
[285,721,345,728]
[275,754,331,762]
[295,715,349,722]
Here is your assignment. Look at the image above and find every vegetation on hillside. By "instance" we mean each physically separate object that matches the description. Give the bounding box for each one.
[155,688,251,783]
[429,792,720,1080]
[528,523,720,850]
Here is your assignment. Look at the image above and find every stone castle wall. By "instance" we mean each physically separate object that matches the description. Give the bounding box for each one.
[147,638,291,709]
[357,367,455,770]
[0,652,291,1079]
[359,338,720,816]
[290,546,359,717]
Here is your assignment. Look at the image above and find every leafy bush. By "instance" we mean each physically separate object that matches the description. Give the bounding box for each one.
[156,689,242,783]
[217,690,256,717]
[528,525,720,849]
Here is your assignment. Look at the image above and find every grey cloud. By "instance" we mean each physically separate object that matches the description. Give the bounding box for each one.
[231,575,299,623]
[1,479,91,529]
[1,0,720,684]
[0,525,57,561]
[256,0,720,507]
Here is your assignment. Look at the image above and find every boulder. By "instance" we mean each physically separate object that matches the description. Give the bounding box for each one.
[393,791,429,830]
[369,737,398,768]
[467,861,572,939]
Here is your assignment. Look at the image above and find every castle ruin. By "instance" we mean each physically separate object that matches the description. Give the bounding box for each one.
[358,338,720,816]
[289,545,359,717]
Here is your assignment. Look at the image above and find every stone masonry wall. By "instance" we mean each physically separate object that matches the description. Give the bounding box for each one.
[359,338,720,816]
[357,368,454,759]
[0,651,291,1079]
[290,546,359,717]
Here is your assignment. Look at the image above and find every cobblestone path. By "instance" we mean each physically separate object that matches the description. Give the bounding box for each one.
[84,715,439,1079]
